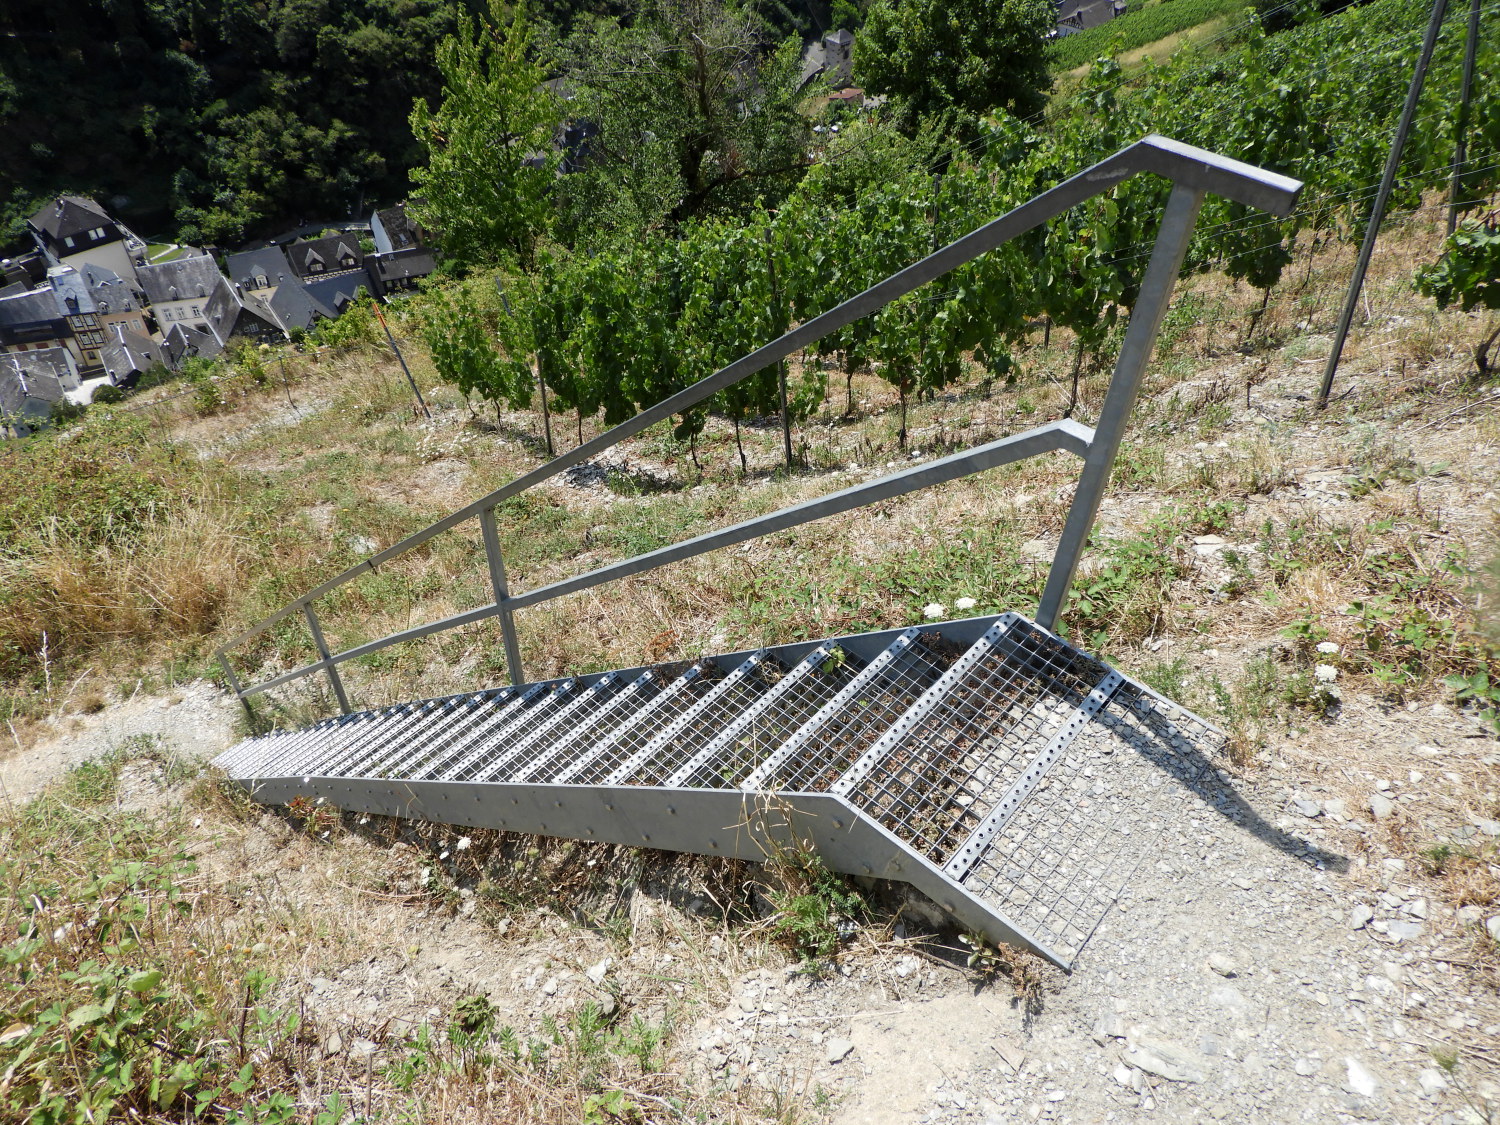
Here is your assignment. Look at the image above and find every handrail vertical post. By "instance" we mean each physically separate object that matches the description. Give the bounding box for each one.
[217,651,255,722]
[302,604,352,715]
[479,506,526,686]
[1036,184,1207,633]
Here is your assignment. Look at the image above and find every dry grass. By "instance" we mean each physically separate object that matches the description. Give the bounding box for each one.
[0,750,835,1124]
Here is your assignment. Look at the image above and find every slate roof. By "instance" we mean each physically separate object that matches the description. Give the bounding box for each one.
[288,235,364,279]
[373,205,422,252]
[47,266,97,316]
[1,352,67,418]
[136,253,224,305]
[264,283,331,332]
[303,272,368,312]
[367,248,436,285]
[101,327,163,383]
[203,277,285,344]
[82,263,140,315]
[226,246,296,291]
[0,288,60,329]
[28,195,114,242]
[162,323,224,368]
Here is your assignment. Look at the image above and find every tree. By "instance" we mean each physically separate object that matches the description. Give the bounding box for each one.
[408,1,560,267]
[854,0,1054,127]
[555,0,810,241]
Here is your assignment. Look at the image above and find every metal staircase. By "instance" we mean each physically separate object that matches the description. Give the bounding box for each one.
[218,614,1223,969]
[213,137,1302,970]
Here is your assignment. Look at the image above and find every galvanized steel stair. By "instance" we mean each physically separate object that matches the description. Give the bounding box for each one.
[216,613,1222,969]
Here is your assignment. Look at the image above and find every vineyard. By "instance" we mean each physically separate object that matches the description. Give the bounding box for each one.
[407,0,1496,471]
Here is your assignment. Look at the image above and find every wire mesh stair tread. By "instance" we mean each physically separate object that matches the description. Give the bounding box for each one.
[215,615,1224,968]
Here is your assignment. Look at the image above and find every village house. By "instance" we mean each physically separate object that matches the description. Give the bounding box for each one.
[0,348,73,437]
[162,322,223,369]
[84,264,151,342]
[26,195,147,286]
[0,266,110,377]
[226,246,297,294]
[136,253,223,332]
[100,325,165,387]
[370,205,426,254]
[286,233,364,280]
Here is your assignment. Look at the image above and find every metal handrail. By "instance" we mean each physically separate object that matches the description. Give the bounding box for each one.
[217,135,1301,716]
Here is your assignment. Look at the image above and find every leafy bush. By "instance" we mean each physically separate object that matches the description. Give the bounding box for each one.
[1416,216,1500,377]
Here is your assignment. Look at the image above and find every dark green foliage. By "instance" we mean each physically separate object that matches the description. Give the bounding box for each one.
[0,0,471,245]
[553,0,811,241]
[409,1,559,268]
[854,0,1055,126]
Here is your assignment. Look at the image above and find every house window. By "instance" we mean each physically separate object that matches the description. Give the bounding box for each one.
[163,309,174,321]
[310,262,324,273]
[191,306,200,317]
[89,227,106,240]
[64,235,75,248]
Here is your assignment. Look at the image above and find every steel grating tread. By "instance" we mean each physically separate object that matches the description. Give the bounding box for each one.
[553,663,715,787]
[511,671,663,784]
[214,616,1227,970]
[605,651,777,787]
[670,642,864,790]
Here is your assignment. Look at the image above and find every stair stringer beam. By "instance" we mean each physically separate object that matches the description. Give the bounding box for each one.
[232,774,1067,969]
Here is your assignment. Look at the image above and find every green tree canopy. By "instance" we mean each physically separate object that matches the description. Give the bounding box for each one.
[554,0,810,242]
[409,1,560,267]
[854,0,1054,127]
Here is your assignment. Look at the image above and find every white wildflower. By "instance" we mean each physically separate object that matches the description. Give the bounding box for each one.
[1316,641,1340,655]
[955,597,977,611]
[358,815,370,825]
[439,850,450,860]
[419,868,432,885]
[456,837,472,851]
[1314,664,1338,683]
[923,603,946,619]
[315,796,325,805]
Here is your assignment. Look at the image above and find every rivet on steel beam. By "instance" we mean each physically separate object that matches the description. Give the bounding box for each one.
[832,818,844,829]
[642,834,651,842]
[554,801,562,808]
[709,840,719,849]
[861,864,872,875]
[667,806,676,815]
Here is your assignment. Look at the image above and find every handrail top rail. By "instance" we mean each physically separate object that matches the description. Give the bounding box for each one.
[217,134,1302,659]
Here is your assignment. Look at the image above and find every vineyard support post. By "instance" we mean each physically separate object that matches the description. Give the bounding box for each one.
[1316,0,1449,410]
[303,604,352,715]
[1447,0,1481,235]
[375,303,434,421]
[1036,184,1206,633]
[763,228,794,469]
[479,506,525,686]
